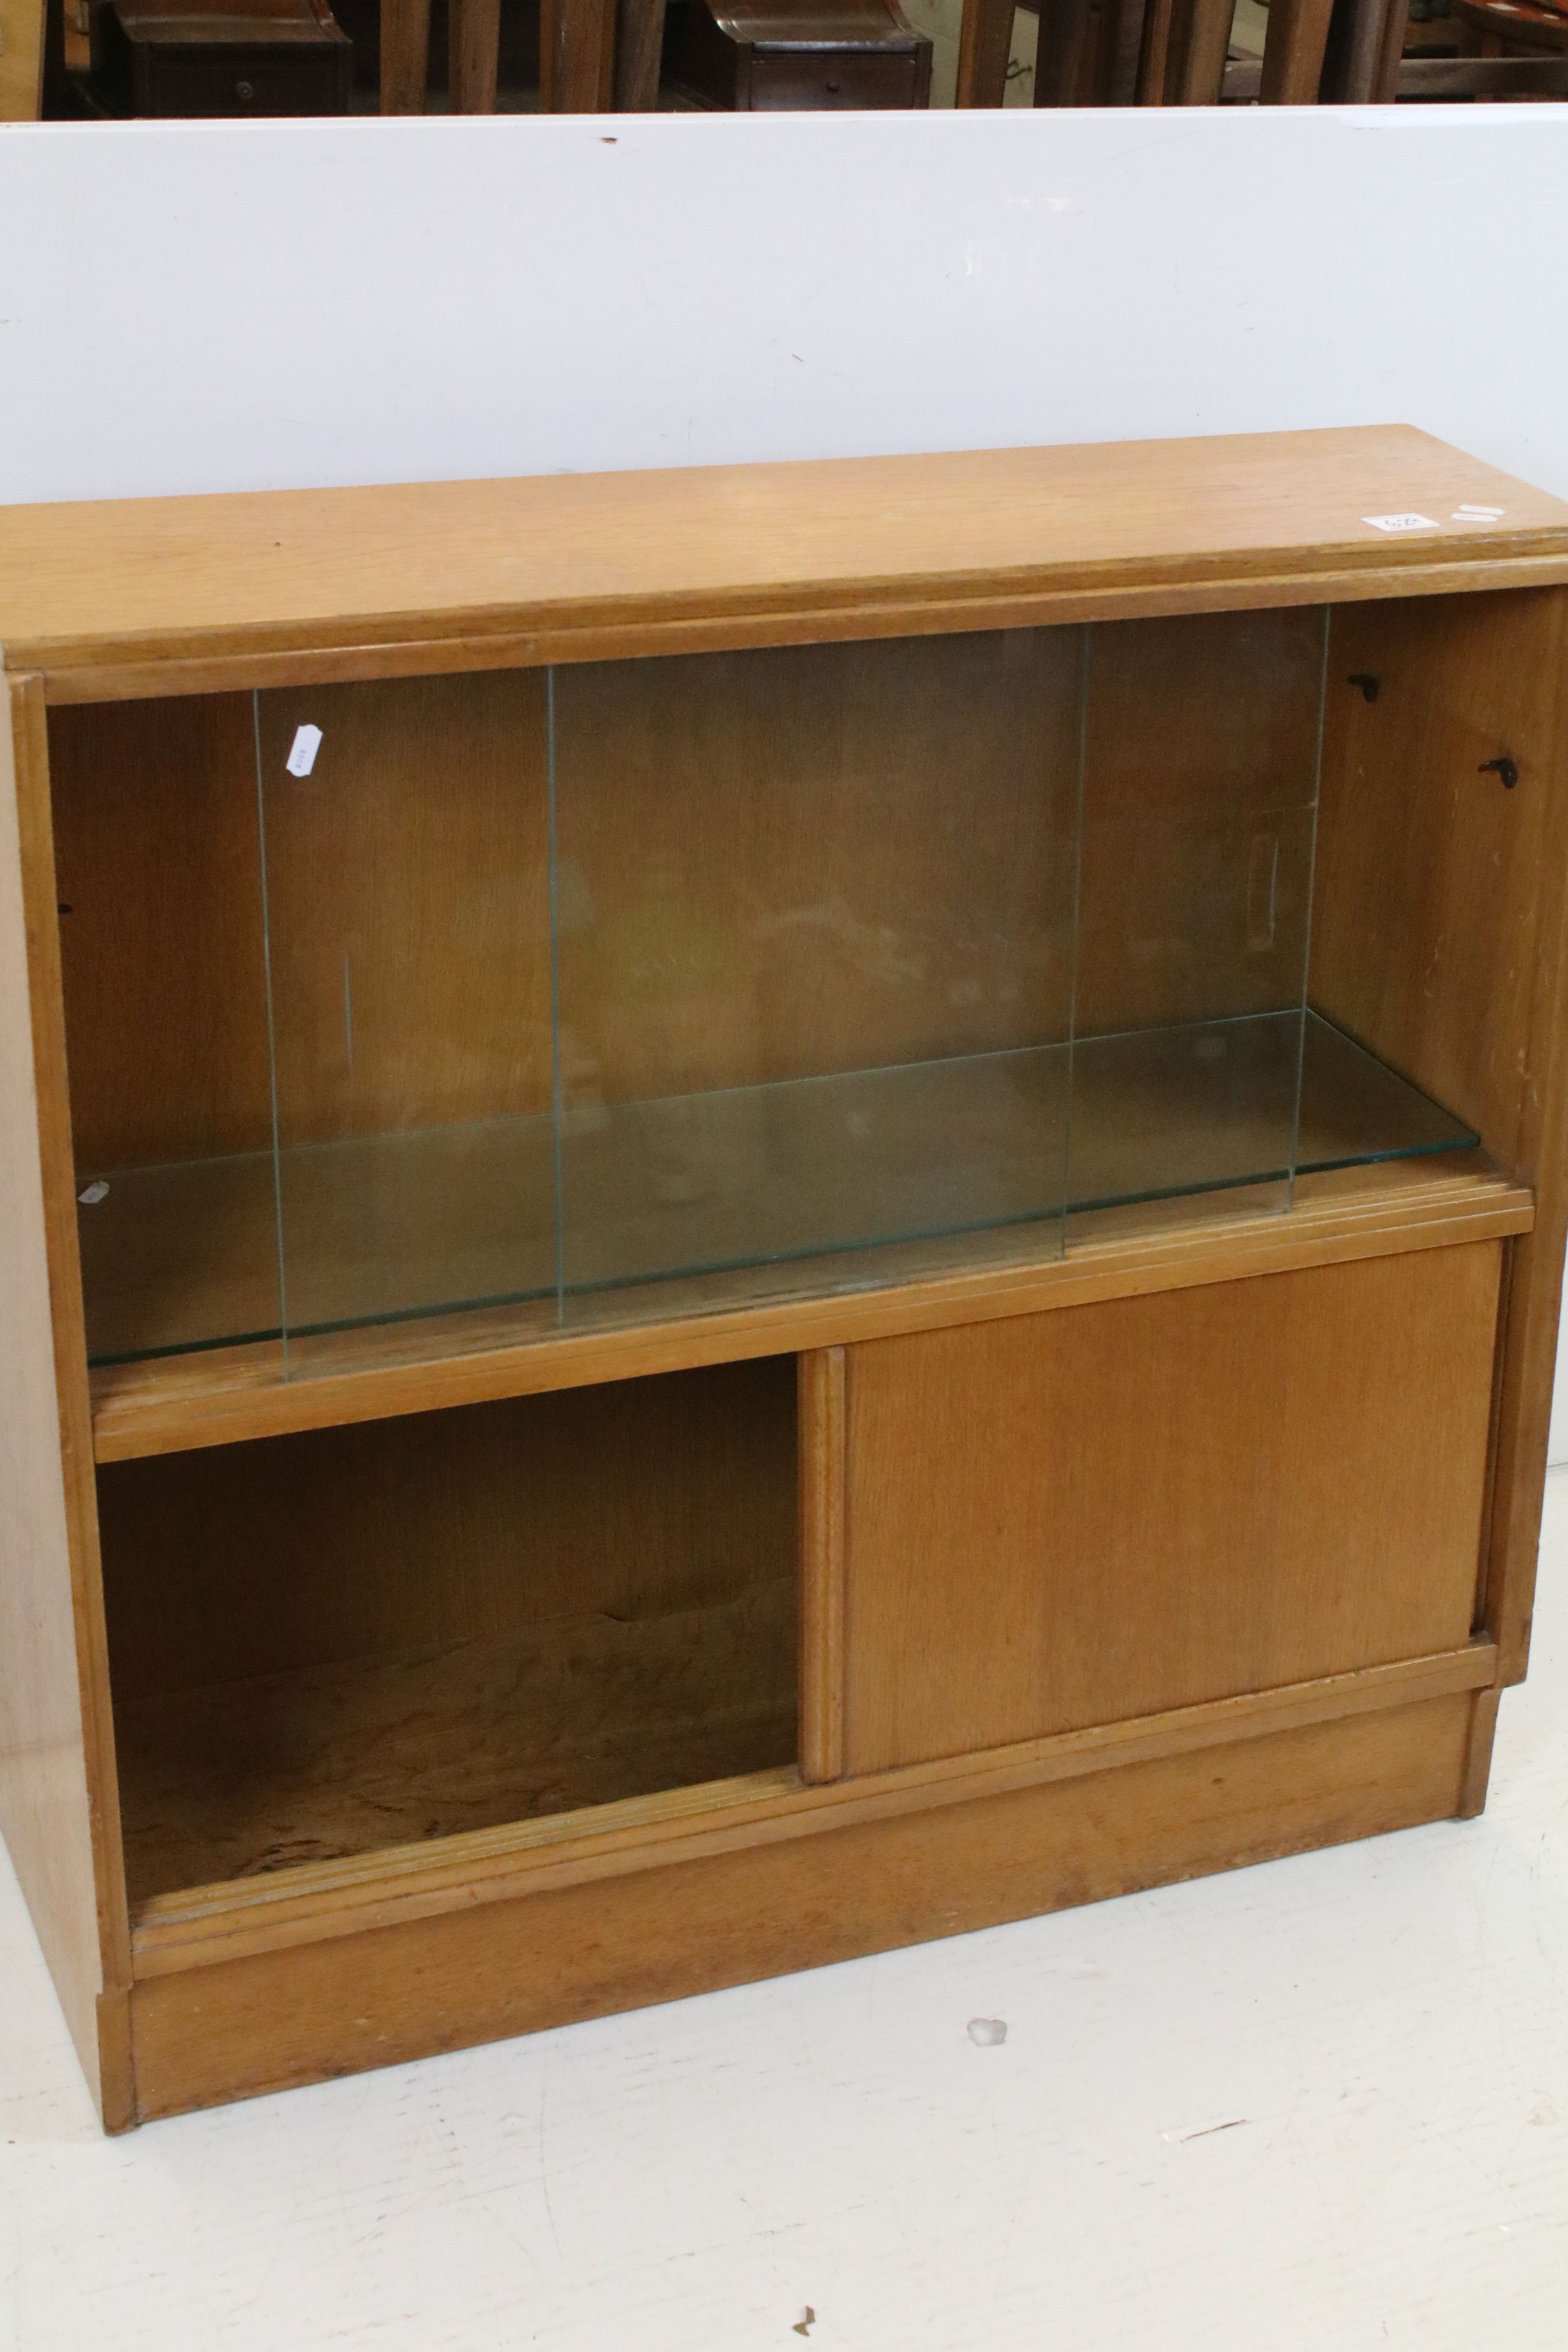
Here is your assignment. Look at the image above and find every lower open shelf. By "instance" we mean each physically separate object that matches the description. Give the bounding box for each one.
[116,1583,797,1902]
[79,1008,1476,1368]
[99,1358,801,1905]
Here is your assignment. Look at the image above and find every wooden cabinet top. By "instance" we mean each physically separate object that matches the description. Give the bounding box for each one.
[3,426,1567,702]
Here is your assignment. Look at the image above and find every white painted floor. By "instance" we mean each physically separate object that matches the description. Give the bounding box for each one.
[4,1482,1567,2352]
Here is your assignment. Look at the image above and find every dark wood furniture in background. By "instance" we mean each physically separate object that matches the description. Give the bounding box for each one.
[381,0,494,106]
[94,0,351,113]
[1452,0,1568,85]
[26,0,1568,110]
[1313,0,1568,97]
[956,0,1324,106]
[1458,0,1568,45]
[664,0,930,108]
[4,427,1568,2129]
[381,0,929,111]
[378,0,660,110]
[956,0,1568,103]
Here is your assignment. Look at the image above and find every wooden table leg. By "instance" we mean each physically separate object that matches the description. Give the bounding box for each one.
[1173,0,1233,98]
[449,0,501,109]
[1324,0,1391,98]
[1372,0,1412,95]
[614,0,668,106]
[1259,0,1337,97]
[1034,0,1096,103]
[381,0,433,110]
[1106,0,1149,100]
[540,0,617,107]
[1138,0,1176,96]
[956,0,1017,104]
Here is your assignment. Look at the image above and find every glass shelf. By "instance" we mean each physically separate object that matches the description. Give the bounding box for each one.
[77,1012,1478,1366]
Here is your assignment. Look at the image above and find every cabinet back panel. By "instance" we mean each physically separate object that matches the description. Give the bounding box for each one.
[553,629,1083,1103]
[841,1243,1501,1773]
[1075,606,1326,1035]
[257,671,553,1146]
[48,694,273,1171]
[49,672,556,1176]
[99,1355,798,1696]
[1312,589,1567,1172]
[101,1358,800,1897]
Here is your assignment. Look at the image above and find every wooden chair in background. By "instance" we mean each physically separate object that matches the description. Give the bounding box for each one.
[1329,0,1568,94]
[956,0,1342,105]
[380,0,667,111]
[1449,0,1568,86]
[380,0,482,107]
[956,0,1568,102]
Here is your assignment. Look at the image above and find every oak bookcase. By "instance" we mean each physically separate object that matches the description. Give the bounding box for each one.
[4,426,1568,2129]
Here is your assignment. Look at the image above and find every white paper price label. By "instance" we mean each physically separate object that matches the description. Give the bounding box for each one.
[1363,514,1438,534]
[286,724,324,777]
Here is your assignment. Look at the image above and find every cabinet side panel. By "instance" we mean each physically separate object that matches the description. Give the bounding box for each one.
[1311,589,1568,1683]
[1482,588,1568,1679]
[0,678,127,2111]
[841,1246,1500,1775]
[1312,590,1564,1168]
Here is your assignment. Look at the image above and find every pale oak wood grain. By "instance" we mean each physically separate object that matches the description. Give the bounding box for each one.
[0,677,130,2126]
[125,1691,1479,2120]
[1314,587,1568,1685]
[798,1347,847,1785]
[86,1155,1531,1462]
[5,429,1567,696]
[5,429,1565,2129]
[129,1642,1497,1977]
[840,1244,1502,1772]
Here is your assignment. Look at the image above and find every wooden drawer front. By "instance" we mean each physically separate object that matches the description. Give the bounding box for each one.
[749,49,920,106]
[838,1242,1502,1775]
[141,45,348,116]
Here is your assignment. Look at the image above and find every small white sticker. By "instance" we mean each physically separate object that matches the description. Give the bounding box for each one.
[1456,502,1505,518]
[286,723,323,777]
[1364,513,1438,534]
[78,1180,110,1206]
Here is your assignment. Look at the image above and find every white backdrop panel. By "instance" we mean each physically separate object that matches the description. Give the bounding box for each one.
[2,108,1568,505]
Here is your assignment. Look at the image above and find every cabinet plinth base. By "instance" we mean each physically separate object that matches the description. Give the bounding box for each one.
[125,1684,1482,2124]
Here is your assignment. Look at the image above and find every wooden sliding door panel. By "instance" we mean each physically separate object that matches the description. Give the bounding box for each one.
[841,1243,1502,1775]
